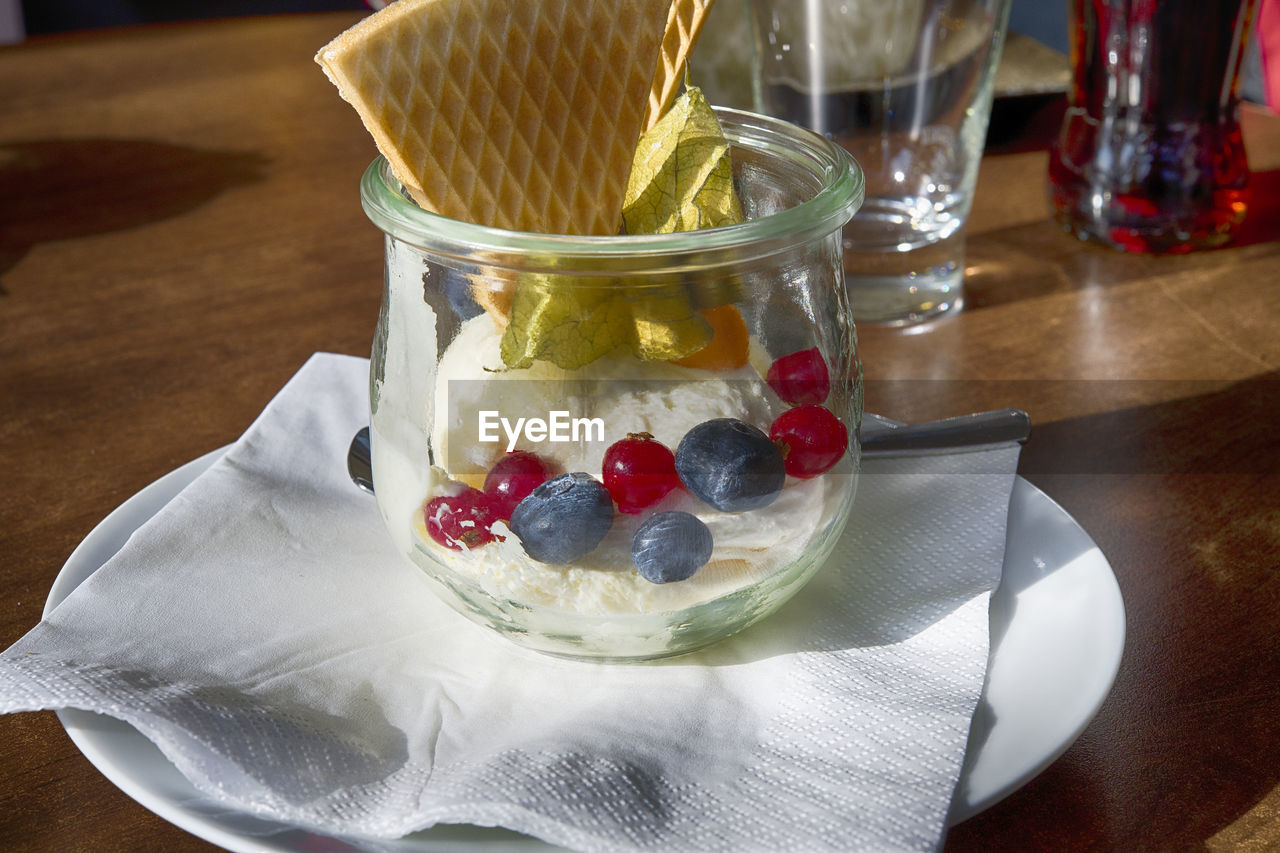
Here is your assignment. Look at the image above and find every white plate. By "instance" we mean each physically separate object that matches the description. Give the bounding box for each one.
[46,449,1124,850]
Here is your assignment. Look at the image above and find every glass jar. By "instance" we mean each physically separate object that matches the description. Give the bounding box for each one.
[362,108,864,660]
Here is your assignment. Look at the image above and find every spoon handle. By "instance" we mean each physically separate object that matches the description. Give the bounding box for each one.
[860,408,1030,457]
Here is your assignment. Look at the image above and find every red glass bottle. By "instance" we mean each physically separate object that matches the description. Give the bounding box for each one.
[1048,0,1260,252]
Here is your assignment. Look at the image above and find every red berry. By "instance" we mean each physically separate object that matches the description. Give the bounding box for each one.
[770,405,848,478]
[424,487,497,550]
[766,347,830,405]
[483,451,552,519]
[602,433,681,514]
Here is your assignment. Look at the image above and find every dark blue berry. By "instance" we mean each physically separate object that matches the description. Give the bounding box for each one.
[674,418,785,512]
[509,473,613,564]
[631,511,714,583]
[442,267,485,321]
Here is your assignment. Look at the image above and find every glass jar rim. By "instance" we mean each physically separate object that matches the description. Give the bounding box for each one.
[359,107,863,269]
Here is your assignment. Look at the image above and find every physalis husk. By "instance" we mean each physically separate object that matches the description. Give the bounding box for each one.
[622,86,742,234]
[499,87,742,370]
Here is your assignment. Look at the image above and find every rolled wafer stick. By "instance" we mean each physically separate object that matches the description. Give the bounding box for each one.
[643,0,718,132]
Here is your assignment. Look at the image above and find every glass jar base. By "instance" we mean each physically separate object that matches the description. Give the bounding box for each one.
[404,479,855,655]
[409,505,852,662]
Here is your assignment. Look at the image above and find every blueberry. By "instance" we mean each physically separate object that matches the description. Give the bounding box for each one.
[631,512,713,583]
[509,473,614,564]
[442,267,485,321]
[675,418,785,512]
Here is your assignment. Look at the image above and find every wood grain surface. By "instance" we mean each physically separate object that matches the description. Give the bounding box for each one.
[2,12,1278,852]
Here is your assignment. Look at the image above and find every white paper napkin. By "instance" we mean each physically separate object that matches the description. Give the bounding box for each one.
[0,353,1020,852]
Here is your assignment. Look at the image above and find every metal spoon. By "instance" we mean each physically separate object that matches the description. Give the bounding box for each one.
[860,408,1031,455]
[346,409,1029,496]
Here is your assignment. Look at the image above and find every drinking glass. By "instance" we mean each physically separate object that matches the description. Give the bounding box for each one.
[747,0,1012,325]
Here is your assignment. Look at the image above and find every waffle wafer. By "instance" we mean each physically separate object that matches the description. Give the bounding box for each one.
[643,0,718,132]
[316,0,672,236]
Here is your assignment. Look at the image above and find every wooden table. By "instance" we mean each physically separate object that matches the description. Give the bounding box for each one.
[2,13,1277,851]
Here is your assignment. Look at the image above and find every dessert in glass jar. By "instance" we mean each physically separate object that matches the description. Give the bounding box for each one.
[362,108,864,659]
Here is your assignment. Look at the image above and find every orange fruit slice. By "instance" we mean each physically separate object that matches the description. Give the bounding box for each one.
[671,304,749,370]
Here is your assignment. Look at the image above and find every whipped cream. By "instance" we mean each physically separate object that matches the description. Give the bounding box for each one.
[431,315,782,481]
[381,314,852,615]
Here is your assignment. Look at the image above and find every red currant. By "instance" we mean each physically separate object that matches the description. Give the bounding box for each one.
[483,450,552,519]
[602,432,681,514]
[770,405,848,478]
[424,487,498,550]
[766,347,830,405]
